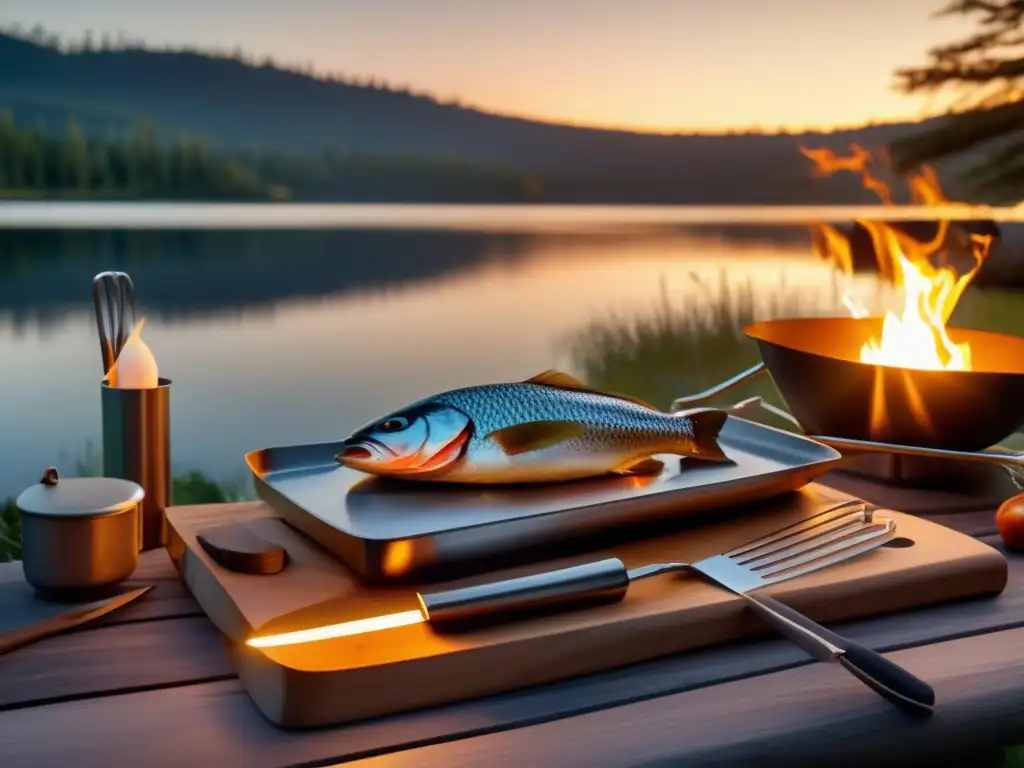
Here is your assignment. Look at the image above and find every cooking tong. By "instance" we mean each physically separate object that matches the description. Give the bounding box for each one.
[92,271,137,374]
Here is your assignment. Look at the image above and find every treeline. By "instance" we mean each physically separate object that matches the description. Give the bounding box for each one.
[245,151,543,202]
[0,112,281,199]
[0,22,438,104]
[0,112,544,201]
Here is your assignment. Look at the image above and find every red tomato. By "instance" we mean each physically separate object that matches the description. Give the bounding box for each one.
[996,494,1024,552]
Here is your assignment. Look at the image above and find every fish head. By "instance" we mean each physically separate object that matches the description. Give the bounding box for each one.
[335,401,473,477]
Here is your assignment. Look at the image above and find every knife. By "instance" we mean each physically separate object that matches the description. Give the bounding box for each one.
[739,592,934,714]
[0,586,153,656]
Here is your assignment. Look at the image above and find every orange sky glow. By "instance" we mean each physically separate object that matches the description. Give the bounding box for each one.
[0,0,977,133]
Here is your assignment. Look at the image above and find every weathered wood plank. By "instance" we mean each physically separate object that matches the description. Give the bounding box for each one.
[0,478,1011,737]
[0,546,1019,768]
[0,617,232,711]
[822,469,1004,534]
[0,541,1018,722]
[2,627,1023,768]
[0,550,199,634]
[347,627,1024,768]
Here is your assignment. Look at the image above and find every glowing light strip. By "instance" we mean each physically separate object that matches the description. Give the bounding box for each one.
[246,610,425,649]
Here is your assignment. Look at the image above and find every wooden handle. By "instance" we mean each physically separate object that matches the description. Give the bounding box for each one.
[418,558,630,625]
[747,593,934,714]
[0,586,152,657]
[0,623,57,655]
[197,523,288,575]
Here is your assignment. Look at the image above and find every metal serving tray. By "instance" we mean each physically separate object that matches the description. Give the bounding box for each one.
[245,416,841,583]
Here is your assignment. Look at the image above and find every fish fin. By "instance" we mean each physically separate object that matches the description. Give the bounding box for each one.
[524,370,659,410]
[675,407,730,462]
[612,457,665,476]
[486,420,588,456]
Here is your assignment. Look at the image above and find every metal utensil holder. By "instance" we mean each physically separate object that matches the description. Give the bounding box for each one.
[101,379,172,550]
[671,363,1024,489]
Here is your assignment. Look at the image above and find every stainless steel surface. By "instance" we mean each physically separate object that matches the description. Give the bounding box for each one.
[812,434,1024,479]
[114,271,136,354]
[92,271,136,373]
[417,501,930,711]
[727,395,803,429]
[101,379,172,551]
[738,592,843,663]
[246,416,842,582]
[0,586,152,656]
[686,504,894,593]
[16,467,144,594]
[669,362,768,413]
[839,450,1021,494]
[726,395,1024,489]
[92,273,117,374]
[419,557,629,624]
[419,500,889,621]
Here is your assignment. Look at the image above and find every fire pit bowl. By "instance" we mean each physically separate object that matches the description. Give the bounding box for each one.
[673,317,1024,453]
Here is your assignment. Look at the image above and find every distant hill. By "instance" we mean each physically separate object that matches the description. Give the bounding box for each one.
[0,31,983,203]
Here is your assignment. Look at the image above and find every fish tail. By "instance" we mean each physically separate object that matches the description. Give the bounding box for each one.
[675,407,730,462]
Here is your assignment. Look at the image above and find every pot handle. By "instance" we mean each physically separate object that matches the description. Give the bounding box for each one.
[726,395,804,429]
[806,435,1024,487]
[670,362,768,413]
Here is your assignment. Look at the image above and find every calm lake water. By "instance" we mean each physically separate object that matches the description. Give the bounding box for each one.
[1,204,1022,501]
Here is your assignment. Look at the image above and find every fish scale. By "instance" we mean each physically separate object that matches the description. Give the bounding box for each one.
[434,383,695,444]
[337,372,728,484]
[431,383,709,483]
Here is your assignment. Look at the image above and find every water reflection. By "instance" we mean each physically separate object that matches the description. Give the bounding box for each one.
[0,229,542,325]
[0,222,1010,501]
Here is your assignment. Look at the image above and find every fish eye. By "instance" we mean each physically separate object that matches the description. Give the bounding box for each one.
[378,416,409,433]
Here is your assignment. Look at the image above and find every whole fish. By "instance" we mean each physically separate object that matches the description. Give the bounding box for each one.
[334,370,730,484]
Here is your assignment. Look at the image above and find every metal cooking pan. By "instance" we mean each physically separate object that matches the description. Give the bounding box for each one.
[671,317,1024,482]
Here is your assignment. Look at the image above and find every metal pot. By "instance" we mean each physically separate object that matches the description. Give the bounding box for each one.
[673,317,1024,451]
[16,467,145,596]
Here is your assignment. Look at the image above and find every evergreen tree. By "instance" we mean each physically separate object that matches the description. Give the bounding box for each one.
[890,0,1024,200]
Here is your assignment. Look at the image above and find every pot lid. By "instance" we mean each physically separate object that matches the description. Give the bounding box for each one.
[16,467,145,518]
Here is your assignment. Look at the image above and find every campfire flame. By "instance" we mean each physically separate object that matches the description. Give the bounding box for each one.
[800,145,994,372]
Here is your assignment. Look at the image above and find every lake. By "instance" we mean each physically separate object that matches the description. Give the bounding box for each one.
[1,204,1022,502]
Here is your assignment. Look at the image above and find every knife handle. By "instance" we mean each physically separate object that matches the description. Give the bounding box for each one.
[417,558,630,626]
[744,593,935,714]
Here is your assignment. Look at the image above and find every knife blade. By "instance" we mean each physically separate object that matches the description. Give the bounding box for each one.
[0,586,153,656]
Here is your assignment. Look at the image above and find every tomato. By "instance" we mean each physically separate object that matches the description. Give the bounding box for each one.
[996,494,1024,552]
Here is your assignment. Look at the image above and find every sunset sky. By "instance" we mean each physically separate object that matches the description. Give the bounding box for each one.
[0,0,975,132]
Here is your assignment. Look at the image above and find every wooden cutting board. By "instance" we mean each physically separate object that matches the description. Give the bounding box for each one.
[166,484,1007,729]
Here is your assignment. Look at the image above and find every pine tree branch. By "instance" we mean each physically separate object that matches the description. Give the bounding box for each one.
[895,0,1024,92]
[889,100,1024,170]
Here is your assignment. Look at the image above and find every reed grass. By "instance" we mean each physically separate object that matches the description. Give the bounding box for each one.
[567,271,845,426]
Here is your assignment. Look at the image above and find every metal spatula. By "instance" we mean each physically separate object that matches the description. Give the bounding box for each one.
[418,500,935,714]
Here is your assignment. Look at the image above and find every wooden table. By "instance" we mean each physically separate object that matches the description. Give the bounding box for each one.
[2,471,1023,768]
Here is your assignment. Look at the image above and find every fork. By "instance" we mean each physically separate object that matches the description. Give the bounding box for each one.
[418,500,935,713]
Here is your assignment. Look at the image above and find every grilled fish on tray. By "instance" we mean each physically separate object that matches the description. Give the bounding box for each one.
[334,370,730,484]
